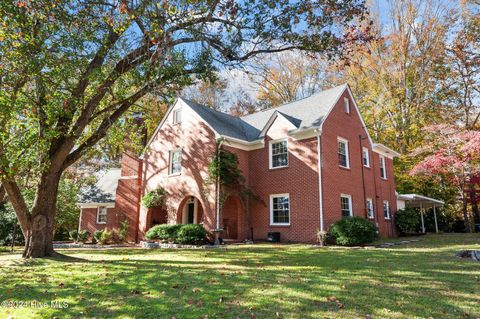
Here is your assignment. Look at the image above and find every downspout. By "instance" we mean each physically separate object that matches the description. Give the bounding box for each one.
[216,139,224,230]
[316,131,324,232]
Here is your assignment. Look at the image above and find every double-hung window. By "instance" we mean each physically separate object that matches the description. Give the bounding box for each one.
[341,194,353,217]
[383,201,390,219]
[363,147,370,167]
[338,138,350,168]
[366,198,374,219]
[270,194,290,225]
[269,139,288,169]
[380,155,387,179]
[97,206,107,224]
[169,149,182,175]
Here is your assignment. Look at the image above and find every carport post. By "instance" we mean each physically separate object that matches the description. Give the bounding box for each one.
[433,205,438,233]
[420,202,425,233]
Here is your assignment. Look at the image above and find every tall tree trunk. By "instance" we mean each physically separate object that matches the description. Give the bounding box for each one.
[23,171,61,258]
[461,194,472,233]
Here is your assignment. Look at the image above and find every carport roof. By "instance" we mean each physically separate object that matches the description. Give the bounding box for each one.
[397,194,444,208]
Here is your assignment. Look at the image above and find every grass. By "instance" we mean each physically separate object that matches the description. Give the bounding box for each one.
[0,234,479,319]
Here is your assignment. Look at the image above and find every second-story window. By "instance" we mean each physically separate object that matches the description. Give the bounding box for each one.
[169,149,182,175]
[269,139,288,169]
[338,138,350,168]
[173,108,182,124]
[380,155,387,179]
[383,201,390,219]
[363,147,370,167]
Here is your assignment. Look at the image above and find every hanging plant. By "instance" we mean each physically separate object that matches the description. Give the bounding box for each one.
[142,187,167,209]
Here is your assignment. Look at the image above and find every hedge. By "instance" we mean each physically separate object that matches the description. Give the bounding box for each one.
[331,217,378,246]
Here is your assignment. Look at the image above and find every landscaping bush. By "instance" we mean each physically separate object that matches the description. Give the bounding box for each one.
[331,217,378,246]
[99,229,112,245]
[92,230,103,244]
[146,224,182,242]
[68,230,79,242]
[395,208,421,234]
[77,230,90,243]
[176,224,207,245]
[117,220,129,243]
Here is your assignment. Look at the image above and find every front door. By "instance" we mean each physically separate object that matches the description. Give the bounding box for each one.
[187,202,195,224]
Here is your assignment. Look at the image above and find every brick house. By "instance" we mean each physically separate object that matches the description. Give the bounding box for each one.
[78,84,400,243]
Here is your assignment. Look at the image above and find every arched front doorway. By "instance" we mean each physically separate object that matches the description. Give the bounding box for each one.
[178,196,203,224]
[222,195,243,240]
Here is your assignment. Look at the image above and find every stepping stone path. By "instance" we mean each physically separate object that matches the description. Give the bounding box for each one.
[455,250,480,261]
[375,239,421,248]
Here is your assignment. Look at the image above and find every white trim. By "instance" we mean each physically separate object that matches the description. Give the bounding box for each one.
[222,135,264,151]
[269,138,289,169]
[344,97,350,114]
[362,147,370,168]
[366,198,374,219]
[372,143,401,159]
[317,134,324,232]
[340,193,353,217]
[260,111,297,138]
[289,126,319,140]
[168,148,182,176]
[96,206,108,224]
[337,137,350,169]
[269,193,291,226]
[379,155,387,179]
[383,200,391,220]
[119,175,139,180]
[77,202,115,209]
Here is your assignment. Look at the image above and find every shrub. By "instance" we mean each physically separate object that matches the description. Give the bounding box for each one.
[117,220,129,243]
[92,230,103,244]
[176,224,207,245]
[99,229,112,245]
[77,230,90,243]
[68,230,79,242]
[145,224,182,242]
[395,208,421,234]
[331,217,378,246]
[142,188,167,209]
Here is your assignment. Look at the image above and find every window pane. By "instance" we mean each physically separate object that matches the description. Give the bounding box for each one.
[338,141,348,167]
[271,141,288,168]
[341,196,351,217]
[170,150,182,174]
[272,196,290,224]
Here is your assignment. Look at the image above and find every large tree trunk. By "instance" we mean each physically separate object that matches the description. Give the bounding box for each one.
[23,171,61,258]
[461,195,472,233]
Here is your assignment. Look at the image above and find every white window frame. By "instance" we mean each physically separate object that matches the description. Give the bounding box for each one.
[96,206,107,224]
[344,97,350,114]
[269,193,290,226]
[269,138,289,169]
[383,200,390,220]
[363,147,370,168]
[366,198,374,219]
[340,194,353,217]
[338,137,350,169]
[173,108,182,124]
[380,155,387,179]
[169,149,182,175]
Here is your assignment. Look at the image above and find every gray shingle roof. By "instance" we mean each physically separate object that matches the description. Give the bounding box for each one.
[78,168,121,203]
[181,84,347,142]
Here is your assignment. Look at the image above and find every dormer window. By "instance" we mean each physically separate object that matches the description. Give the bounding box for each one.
[344,97,350,114]
[380,155,387,179]
[173,108,182,124]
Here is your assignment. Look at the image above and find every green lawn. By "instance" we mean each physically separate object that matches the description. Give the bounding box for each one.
[0,234,479,319]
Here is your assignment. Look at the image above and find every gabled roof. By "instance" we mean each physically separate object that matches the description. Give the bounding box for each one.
[181,83,347,142]
[78,168,121,204]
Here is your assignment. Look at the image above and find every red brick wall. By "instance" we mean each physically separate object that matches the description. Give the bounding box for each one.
[140,100,217,238]
[320,90,397,237]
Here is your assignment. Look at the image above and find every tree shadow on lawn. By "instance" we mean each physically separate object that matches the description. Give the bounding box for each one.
[1,246,479,319]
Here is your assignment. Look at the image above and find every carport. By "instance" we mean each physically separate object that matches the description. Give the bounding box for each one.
[397,194,445,233]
